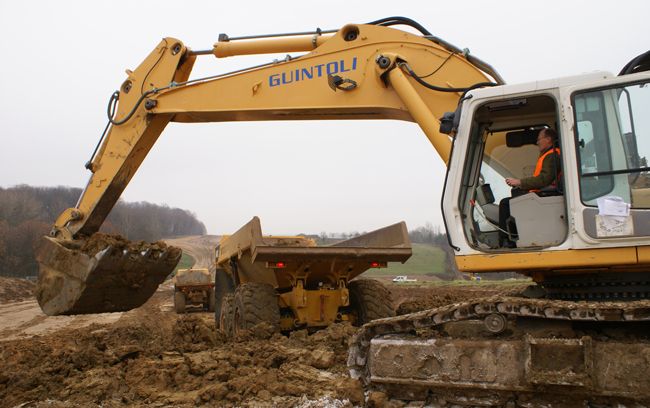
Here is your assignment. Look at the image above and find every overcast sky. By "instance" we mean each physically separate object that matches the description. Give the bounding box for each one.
[1,1,648,236]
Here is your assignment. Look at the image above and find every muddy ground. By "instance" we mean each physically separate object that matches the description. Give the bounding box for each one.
[0,272,522,408]
[0,276,35,303]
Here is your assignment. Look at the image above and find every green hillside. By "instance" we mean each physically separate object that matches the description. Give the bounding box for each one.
[174,253,196,275]
[364,243,447,278]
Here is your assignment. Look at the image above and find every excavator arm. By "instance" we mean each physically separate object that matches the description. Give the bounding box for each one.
[38,19,502,315]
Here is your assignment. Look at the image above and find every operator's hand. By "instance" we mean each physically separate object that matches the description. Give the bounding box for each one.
[505,178,521,188]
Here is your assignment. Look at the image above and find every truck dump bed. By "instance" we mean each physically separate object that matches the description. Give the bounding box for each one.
[216,217,411,290]
[175,268,212,286]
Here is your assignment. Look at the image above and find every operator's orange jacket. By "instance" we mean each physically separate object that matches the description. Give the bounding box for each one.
[529,147,561,192]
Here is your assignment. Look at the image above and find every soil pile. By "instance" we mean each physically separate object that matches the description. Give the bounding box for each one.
[0,276,35,303]
[392,282,528,315]
[0,280,528,407]
[0,289,362,408]
[79,233,177,258]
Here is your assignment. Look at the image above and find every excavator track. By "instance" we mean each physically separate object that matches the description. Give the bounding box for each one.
[348,296,650,406]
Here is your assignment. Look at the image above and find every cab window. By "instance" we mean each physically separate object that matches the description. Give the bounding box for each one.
[573,81,650,207]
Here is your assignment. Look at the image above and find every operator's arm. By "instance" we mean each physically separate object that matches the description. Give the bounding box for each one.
[519,151,561,191]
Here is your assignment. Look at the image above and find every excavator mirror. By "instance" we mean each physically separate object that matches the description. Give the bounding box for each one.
[439,111,456,134]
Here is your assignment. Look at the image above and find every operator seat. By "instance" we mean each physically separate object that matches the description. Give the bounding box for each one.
[509,193,567,247]
[475,184,500,224]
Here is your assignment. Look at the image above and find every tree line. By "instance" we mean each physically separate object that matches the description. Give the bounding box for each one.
[0,185,206,278]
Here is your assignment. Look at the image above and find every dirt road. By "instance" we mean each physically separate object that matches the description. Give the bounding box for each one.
[0,277,124,343]
[165,235,220,270]
[0,236,219,344]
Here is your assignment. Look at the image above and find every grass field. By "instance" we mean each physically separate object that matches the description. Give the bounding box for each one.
[364,243,448,278]
[174,253,196,274]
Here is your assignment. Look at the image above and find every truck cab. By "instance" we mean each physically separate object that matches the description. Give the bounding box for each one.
[444,70,650,277]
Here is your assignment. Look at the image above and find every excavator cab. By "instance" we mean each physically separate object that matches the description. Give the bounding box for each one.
[444,70,650,283]
[457,94,565,250]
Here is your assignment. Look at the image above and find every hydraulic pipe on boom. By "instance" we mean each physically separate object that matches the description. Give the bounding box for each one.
[212,33,333,58]
[386,58,452,164]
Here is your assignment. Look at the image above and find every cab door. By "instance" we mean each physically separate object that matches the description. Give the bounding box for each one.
[442,90,566,256]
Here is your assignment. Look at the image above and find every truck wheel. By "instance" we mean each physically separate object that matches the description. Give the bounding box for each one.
[349,279,395,326]
[174,291,186,314]
[214,268,235,323]
[207,288,216,312]
[233,282,280,335]
[219,294,234,337]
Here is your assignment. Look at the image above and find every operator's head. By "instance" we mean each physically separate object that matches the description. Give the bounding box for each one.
[536,128,557,151]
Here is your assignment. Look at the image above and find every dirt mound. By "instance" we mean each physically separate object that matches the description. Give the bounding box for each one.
[393,283,528,315]
[0,279,532,407]
[79,233,174,258]
[0,276,35,303]
[0,291,363,408]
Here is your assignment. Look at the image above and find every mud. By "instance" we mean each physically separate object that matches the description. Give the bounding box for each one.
[0,276,35,303]
[0,270,532,407]
[0,284,363,408]
[393,283,527,315]
[78,233,174,258]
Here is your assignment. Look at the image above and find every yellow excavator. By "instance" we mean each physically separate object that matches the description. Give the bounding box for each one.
[36,17,650,404]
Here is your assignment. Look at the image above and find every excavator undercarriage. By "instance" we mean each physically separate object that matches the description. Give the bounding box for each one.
[349,296,650,405]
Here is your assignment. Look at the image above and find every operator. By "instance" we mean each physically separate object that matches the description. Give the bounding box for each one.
[499,128,561,247]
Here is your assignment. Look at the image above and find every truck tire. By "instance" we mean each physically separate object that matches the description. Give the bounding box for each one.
[174,291,186,314]
[219,294,234,337]
[207,288,216,312]
[233,282,280,335]
[214,268,235,323]
[349,279,394,326]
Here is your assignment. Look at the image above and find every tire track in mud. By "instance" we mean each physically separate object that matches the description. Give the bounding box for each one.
[0,299,123,342]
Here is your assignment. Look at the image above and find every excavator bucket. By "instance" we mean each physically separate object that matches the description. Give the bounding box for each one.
[36,234,182,316]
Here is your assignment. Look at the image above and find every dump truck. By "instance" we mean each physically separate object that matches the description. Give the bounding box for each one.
[173,268,215,313]
[213,217,411,335]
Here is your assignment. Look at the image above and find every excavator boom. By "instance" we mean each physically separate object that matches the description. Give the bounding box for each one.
[38,19,500,315]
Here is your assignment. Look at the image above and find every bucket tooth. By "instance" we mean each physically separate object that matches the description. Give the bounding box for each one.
[36,234,181,316]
